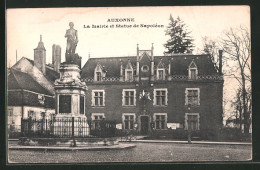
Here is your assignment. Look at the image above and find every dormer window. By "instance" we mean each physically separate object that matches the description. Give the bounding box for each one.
[158,70,164,80]
[190,69,197,79]
[125,59,133,82]
[94,63,106,81]
[126,71,133,81]
[96,72,101,81]
[188,60,198,80]
[156,59,166,80]
[156,69,165,80]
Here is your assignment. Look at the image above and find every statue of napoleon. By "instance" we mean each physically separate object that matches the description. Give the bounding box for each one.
[65,22,80,64]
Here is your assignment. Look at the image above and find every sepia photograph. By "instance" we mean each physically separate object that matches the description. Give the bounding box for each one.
[6,6,251,163]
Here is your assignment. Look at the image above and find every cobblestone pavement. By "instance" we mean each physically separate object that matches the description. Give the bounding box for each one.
[8,142,251,163]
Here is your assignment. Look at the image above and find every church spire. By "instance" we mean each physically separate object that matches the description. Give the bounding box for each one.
[36,35,46,50]
[34,34,46,75]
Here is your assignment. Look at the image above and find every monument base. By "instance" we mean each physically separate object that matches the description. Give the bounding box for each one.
[54,63,89,136]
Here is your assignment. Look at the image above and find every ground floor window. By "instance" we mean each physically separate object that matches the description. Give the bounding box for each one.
[8,109,14,125]
[28,110,35,119]
[91,113,105,130]
[153,113,167,130]
[185,113,200,131]
[122,113,136,130]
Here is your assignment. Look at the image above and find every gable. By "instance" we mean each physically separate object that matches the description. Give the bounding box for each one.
[139,51,151,62]
[12,57,55,95]
[95,63,104,72]
[125,60,133,70]
[157,59,166,69]
[189,60,197,69]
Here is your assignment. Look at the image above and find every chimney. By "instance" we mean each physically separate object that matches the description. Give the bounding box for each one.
[219,50,223,74]
[150,44,155,81]
[52,44,61,73]
[34,35,46,75]
[136,44,140,80]
[120,59,124,82]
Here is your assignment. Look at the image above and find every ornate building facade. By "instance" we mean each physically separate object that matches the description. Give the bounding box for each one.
[81,45,224,137]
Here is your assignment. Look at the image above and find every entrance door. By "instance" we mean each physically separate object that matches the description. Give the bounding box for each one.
[140,116,149,135]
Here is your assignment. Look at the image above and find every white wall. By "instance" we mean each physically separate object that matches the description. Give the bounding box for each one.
[8,106,55,132]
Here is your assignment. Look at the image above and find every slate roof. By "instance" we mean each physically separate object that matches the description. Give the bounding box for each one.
[8,68,53,96]
[26,58,60,83]
[81,56,137,78]
[81,54,218,79]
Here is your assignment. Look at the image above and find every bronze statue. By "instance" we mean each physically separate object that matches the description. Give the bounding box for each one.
[65,22,78,55]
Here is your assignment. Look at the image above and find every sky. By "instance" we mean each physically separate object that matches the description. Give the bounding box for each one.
[6,6,250,120]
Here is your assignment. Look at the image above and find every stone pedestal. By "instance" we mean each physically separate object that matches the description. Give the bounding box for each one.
[54,63,89,136]
[65,53,82,68]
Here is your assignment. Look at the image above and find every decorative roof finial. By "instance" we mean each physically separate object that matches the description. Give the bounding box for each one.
[40,35,42,42]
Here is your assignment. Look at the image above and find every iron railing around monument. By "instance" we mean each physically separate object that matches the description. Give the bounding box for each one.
[88,120,116,138]
[21,117,116,138]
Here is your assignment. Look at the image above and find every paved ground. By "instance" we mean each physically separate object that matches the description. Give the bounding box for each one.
[8,142,251,163]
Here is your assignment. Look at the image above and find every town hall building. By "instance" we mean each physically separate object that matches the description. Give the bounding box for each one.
[81,44,224,137]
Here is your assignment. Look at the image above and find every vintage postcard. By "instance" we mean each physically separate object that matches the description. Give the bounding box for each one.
[6,6,251,163]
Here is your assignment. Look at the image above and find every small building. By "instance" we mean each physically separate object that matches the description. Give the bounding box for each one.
[7,36,61,137]
[81,45,224,138]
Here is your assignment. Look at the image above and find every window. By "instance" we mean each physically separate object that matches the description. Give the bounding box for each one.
[59,95,71,113]
[141,65,149,72]
[157,69,165,80]
[94,63,105,81]
[153,88,168,106]
[185,88,200,105]
[28,110,35,118]
[122,89,136,106]
[125,60,133,81]
[80,95,85,114]
[96,72,102,81]
[8,109,13,117]
[122,113,136,130]
[41,112,45,119]
[91,113,105,130]
[190,69,197,79]
[153,113,167,130]
[126,71,133,81]
[8,109,14,125]
[185,113,200,130]
[158,70,164,80]
[92,90,105,106]
[188,61,198,79]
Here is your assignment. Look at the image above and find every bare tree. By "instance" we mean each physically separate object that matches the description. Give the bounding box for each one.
[220,26,251,134]
[231,88,243,131]
[202,36,219,65]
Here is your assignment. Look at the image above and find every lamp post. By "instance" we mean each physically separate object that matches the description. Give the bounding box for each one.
[187,104,192,144]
